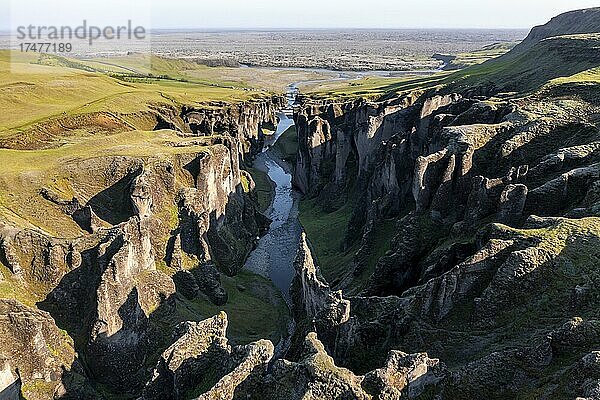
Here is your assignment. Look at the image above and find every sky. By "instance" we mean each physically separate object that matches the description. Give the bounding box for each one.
[1,0,599,30]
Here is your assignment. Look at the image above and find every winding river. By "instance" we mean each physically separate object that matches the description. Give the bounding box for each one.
[244,67,443,301]
[244,84,302,303]
[244,68,442,350]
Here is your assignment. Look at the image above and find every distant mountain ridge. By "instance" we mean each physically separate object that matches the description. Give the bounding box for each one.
[448,6,600,94]
[514,7,600,51]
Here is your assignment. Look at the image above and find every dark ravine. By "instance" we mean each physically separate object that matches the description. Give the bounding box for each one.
[1,7,600,400]
[245,85,302,303]
[283,8,600,399]
[244,88,303,357]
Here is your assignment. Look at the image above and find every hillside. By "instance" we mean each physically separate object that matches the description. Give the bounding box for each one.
[514,7,600,51]
[0,7,600,400]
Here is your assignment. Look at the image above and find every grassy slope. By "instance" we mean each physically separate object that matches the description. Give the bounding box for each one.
[306,34,600,101]
[450,34,600,94]
[0,51,265,137]
[299,196,396,292]
[0,130,209,236]
[0,51,292,360]
[442,42,516,70]
[299,198,355,284]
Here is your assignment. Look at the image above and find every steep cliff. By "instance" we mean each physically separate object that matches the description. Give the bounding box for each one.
[181,96,285,157]
[0,95,284,397]
[2,8,600,400]
[290,10,600,399]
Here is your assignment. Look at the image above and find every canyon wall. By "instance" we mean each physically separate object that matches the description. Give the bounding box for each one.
[289,46,600,398]
[0,97,283,398]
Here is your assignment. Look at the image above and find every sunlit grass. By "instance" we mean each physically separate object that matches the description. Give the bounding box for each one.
[306,72,453,100]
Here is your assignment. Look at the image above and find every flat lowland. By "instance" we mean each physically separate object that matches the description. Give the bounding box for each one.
[0,29,527,71]
[149,29,527,71]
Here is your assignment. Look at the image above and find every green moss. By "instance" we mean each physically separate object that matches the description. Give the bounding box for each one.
[348,218,397,293]
[247,167,274,214]
[240,174,251,193]
[45,328,73,361]
[0,264,42,307]
[183,367,221,400]
[155,260,176,277]
[273,126,298,164]
[153,270,290,346]
[298,198,354,283]
[21,379,59,399]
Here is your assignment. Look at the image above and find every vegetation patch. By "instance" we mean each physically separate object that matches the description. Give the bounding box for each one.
[247,167,275,214]
[273,126,299,165]
[299,197,355,284]
[306,73,451,101]
[155,270,290,346]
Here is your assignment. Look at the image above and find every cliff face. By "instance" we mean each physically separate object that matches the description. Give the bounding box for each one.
[289,20,600,398]
[181,96,285,156]
[293,93,422,199]
[2,9,600,400]
[294,84,599,289]
[0,96,282,397]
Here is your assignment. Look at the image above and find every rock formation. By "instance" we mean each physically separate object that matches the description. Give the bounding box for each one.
[0,96,281,398]
[1,7,600,400]
[286,8,600,399]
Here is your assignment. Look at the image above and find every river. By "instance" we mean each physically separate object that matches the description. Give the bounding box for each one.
[244,66,443,300]
[244,83,302,304]
[244,68,442,349]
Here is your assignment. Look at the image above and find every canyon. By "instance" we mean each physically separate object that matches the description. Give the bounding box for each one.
[0,7,600,400]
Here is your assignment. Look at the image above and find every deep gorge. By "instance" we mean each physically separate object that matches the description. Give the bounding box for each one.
[1,7,600,400]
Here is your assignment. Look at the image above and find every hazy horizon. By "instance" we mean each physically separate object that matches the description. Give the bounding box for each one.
[1,0,599,31]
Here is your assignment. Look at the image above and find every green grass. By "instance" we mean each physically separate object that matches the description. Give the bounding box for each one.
[347,218,397,293]
[545,65,600,87]
[0,129,211,236]
[0,263,45,307]
[240,174,251,193]
[247,167,275,214]
[306,72,452,101]
[273,126,298,165]
[171,270,290,346]
[21,379,60,399]
[0,51,272,141]
[442,42,516,70]
[298,197,355,283]
[450,33,600,95]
